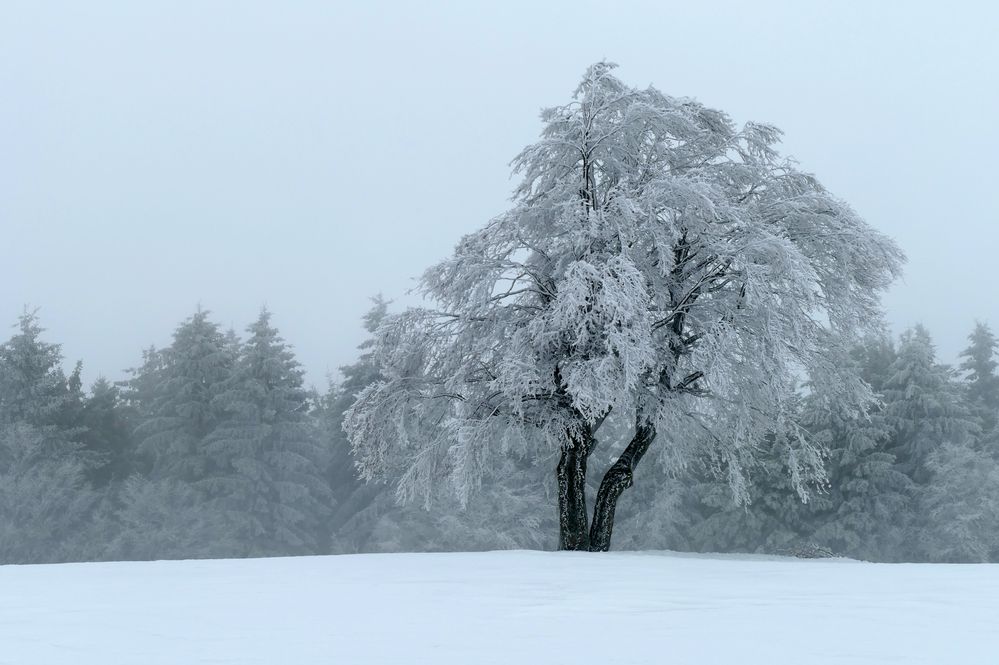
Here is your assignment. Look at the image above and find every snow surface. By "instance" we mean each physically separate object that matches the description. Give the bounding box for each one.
[2,550,997,664]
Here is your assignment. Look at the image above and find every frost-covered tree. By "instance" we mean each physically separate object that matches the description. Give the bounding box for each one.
[883,326,976,485]
[959,322,999,432]
[877,326,980,560]
[203,309,331,555]
[326,298,552,553]
[79,377,133,487]
[683,434,810,555]
[0,310,79,435]
[322,296,390,549]
[0,423,98,564]
[799,340,911,561]
[109,475,237,561]
[345,63,903,551]
[919,442,999,562]
[132,309,233,482]
[0,313,101,564]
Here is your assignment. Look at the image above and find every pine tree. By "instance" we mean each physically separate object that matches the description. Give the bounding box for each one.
[920,442,999,562]
[877,326,979,560]
[799,339,912,561]
[883,326,977,485]
[204,309,332,556]
[320,296,390,551]
[0,312,99,564]
[959,322,999,433]
[0,423,98,563]
[680,399,817,557]
[133,308,233,482]
[0,310,78,435]
[80,378,133,487]
[109,475,237,561]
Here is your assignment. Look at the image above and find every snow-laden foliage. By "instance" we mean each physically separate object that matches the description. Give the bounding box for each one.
[322,297,553,554]
[345,63,903,523]
[920,442,999,562]
[203,309,332,556]
[132,309,233,482]
[0,310,77,432]
[799,339,912,561]
[78,377,132,487]
[109,475,237,561]
[0,423,98,564]
[959,321,999,433]
[322,296,390,544]
[882,326,978,485]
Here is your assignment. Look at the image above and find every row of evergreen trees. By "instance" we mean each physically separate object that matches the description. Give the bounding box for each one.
[614,325,999,562]
[2,304,998,563]
[0,302,548,564]
[0,308,334,562]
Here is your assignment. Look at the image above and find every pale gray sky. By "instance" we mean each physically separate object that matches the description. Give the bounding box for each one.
[2,1,997,388]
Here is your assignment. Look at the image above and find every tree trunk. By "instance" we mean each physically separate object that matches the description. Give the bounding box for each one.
[557,430,592,551]
[588,422,656,552]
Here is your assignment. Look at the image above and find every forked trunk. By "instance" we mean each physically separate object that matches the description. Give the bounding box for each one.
[556,421,656,552]
[588,422,656,551]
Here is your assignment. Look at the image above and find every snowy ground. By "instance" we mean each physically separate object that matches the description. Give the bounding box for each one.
[2,550,997,664]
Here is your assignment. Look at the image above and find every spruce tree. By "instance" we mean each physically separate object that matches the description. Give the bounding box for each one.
[205,309,332,556]
[133,309,233,482]
[879,326,978,560]
[0,423,97,564]
[321,296,389,551]
[80,378,133,487]
[109,475,237,561]
[799,339,911,561]
[0,312,98,563]
[882,326,976,485]
[0,310,78,434]
[959,322,999,433]
[682,425,814,556]
[920,441,999,562]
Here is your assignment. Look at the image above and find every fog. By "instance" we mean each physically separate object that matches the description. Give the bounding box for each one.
[3,1,997,386]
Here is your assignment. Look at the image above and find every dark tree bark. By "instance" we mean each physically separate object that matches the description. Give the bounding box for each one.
[589,422,656,552]
[557,429,593,551]
[556,419,658,552]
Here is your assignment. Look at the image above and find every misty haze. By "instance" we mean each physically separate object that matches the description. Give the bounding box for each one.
[2,3,998,664]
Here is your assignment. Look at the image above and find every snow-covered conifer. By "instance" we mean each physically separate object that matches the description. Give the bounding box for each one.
[321,296,391,551]
[959,322,999,433]
[133,308,233,482]
[883,326,976,485]
[204,309,331,555]
[799,339,911,561]
[919,441,999,562]
[0,310,79,434]
[80,378,133,487]
[0,423,97,564]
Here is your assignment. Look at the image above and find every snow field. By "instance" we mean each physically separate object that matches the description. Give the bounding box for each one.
[2,550,997,664]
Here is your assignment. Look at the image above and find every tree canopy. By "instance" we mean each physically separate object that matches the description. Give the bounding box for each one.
[345,63,904,550]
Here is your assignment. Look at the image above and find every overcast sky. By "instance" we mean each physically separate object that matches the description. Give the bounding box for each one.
[2,1,997,388]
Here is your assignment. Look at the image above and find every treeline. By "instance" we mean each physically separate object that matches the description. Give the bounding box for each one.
[613,324,999,562]
[1,303,998,563]
[0,301,550,565]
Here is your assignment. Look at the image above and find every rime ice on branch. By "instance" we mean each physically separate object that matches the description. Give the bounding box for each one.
[345,62,904,551]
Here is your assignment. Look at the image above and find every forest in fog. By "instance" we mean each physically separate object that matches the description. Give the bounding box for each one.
[2,300,998,564]
[6,4,999,665]
[5,62,999,567]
